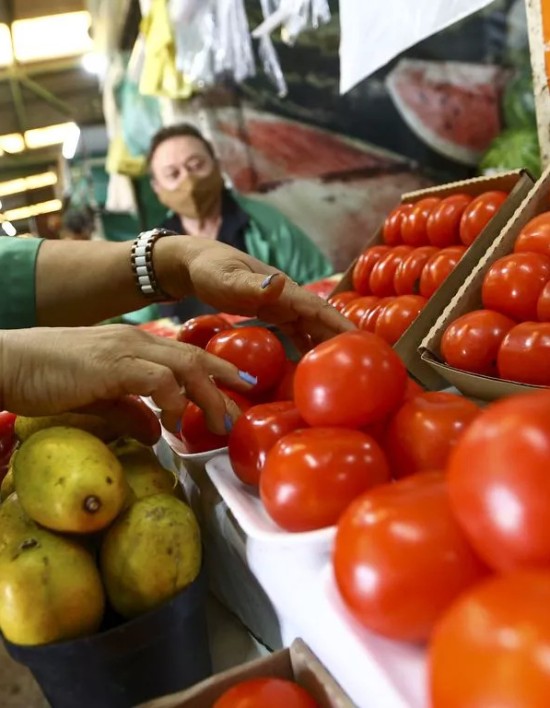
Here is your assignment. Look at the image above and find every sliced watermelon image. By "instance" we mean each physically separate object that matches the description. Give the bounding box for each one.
[386,59,508,166]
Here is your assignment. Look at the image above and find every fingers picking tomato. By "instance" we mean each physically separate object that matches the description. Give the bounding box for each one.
[228,402,306,486]
[351,245,391,295]
[401,197,441,247]
[177,314,233,349]
[497,322,550,385]
[333,472,487,642]
[441,309,516,376]
[514,211,550,259]
[426,193,472,247]
[382,204,411,246]
[369,246,413,297]
[482,252,550,321]
[430,570,550,708]
[180,389,251,454]
[448,390,550,570]
[213,678,318,708]
[419,246,466,299]
[374,294,427,345]
[459,191,507,246]
[384,392,480,479]
[261,428,390,532]
[206,327,286,395]
[293,330,407,428]
[394,246,438,295]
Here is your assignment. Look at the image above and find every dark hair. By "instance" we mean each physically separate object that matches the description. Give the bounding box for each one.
[147,124,216,166]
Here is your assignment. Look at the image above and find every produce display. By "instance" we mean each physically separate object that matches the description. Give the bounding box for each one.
[0,407,201,647]
[330,190,508,345]
[441,210,550,384]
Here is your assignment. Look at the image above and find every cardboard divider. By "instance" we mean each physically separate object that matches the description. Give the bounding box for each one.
[139,639,354,708]
[329,170,535,389]
[420,163,550,401]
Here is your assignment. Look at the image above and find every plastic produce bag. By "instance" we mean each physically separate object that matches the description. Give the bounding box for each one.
[339,0,494,93]
[169,0,255,87]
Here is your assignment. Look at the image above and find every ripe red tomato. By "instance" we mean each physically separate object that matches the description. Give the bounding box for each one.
[420,246,466,299]
[293,331,407,428]
[426,193,472,247]
[374,294,427,345]
[482,252,550,321]
[327,290,359,312]
[341,295,379,326]
[369,246,413,297]
[270,360,297,401]
[206,327,286,395]
[228,402,305,486]
[404,376,424,400]
[351,245,391,295]
[333,472,487,642]
[382,204,411,246]
[261,428,390,532]
[430,570,550,708]
[359,297,393,332]
[213,678,318,708]
[393,246,438,295]
[448,390,550,570]
[177,314,232,349]
[537,281,550,321]
[514,211,550,258]
[401,197,441,247]
[384,392,480,479]
[441,309,516,376]
[497,322,550,385]
[0,411,16,482]
[180,389,251,454]
[459,190,508,246]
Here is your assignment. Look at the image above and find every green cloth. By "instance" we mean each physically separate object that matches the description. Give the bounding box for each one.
[233,193,333,285]
[0,237,43,329]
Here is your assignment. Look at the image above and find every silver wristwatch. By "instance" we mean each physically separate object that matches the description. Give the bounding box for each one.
[130,228,178,300]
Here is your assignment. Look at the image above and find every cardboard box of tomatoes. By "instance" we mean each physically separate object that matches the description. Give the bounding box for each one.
[139,639,354,708]
[420,162,550,400]
[329,170,534,389]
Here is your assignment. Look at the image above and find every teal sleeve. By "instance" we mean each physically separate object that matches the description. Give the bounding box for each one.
[0,237,44,329]
[244,216,333,285]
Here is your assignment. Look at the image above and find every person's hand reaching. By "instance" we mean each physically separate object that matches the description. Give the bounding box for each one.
[0,326,256,435]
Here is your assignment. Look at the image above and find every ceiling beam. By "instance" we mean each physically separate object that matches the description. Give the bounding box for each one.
[18,74,73,117]
[0,56,83,81]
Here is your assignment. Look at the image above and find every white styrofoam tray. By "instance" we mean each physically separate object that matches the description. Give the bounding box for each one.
[162,426,229,467]
[206,454,336,550]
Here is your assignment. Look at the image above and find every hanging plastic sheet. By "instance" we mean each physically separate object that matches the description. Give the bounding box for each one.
[339,0,495,94]
[169,0,255,88]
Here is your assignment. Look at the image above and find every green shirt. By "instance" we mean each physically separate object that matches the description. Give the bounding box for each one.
[0,236,43,329]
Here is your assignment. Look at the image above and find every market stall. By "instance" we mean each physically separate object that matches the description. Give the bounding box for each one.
[2,1,550,707]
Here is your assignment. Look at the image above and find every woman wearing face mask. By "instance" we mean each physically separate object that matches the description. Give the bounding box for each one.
[148,123,333,321]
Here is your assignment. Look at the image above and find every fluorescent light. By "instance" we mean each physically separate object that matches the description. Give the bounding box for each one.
[0,171,58,198]
[12,12,92,64]
[2,221,17,236]
[25,122,77,150]
[0,24,13,67]
[81,52,108,76]
[62,123,81,159]
[0,133,25,154]
[4,199,62,223]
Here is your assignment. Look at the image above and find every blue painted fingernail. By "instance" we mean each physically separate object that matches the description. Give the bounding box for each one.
[224,413,233,433]
[176,419,182,434]
[261,273,279,289]
[238,370,258,386]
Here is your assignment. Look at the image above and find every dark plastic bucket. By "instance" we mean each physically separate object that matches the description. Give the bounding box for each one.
[3,565,212,708]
